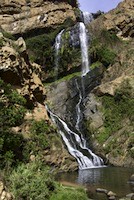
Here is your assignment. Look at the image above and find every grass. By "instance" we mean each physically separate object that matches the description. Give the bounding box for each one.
[50,186,88,200]
[44,71,81,86]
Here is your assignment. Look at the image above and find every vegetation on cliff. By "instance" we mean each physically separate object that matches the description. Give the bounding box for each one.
[0,78,26,169]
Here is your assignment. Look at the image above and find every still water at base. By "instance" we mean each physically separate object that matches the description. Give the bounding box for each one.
[56,167,134,199]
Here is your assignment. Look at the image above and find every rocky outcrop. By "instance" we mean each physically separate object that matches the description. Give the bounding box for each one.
[0,33,46,106]
[83,0,134,167]
[104,0,134,39]
[89,0,134,40]
[0,0,76,36]
[0,181,13,200]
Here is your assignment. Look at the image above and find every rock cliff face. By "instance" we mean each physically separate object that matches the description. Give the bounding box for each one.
[104,0,134,39]
[84,0,134,167]
[89,0,134,40]
[0,0,76,36]
[0,33,46,106]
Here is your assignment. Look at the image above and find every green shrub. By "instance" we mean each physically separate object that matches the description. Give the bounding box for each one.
[90,61,103,69]
[50,186,88,200]
[2,31,15,40]
[8,161,56,200]
[0,78,27,169]
[97,46,116,67]
[29,120,51,149]
[98,79,134,143]
[23,119,55,159]
[90,39,116,67]
[0,38,4,47]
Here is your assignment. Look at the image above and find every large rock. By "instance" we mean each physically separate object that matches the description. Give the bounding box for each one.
[104,0,134,39]
[0,33,46,106]
[0,0,76,36]
[0,181,12,200]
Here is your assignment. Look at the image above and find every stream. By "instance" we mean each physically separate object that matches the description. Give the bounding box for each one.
[56,167,134,199]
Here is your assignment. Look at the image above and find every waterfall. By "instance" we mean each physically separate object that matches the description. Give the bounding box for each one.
[50,13,104,169]
[75,79,87,148]
[46,96,104,170]
[54,29,64,78]
[79,22,90,76]
[82,12,93,25]
[54,12,92,78]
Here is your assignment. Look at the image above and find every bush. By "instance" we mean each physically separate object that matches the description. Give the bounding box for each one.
[23,119,56,160]
[0,78,26,169]
[50,186,88,200]
[90,39,116,67]
[97,79,134,144]
[8,161,56,200]
[2,31,15,40]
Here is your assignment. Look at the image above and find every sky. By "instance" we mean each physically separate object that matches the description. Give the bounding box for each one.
[78,0,123,13]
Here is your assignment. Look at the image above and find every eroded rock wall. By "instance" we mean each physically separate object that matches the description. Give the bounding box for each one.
[0,33,46,106]
[0,0,76,36]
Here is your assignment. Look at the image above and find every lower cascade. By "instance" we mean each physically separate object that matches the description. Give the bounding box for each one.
[46,105,103,170]
[46,77,104,170]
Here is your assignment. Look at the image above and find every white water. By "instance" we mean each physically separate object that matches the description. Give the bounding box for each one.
[75,79,86,148]
[79,22,90,76]
[46,105,104,170]
[83,12,93,25]
[54,29,64,78]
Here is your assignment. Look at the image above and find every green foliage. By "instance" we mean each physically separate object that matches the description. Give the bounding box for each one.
[97,46,116,67]
[90,61,103,70]
[100,29,120,44]
[0,78,26,169]
[1,31,15,40]
[25,18,74,67]
[89,28,120,67]
[0,38,4,47]
[0,79,26,127]
[74,7,81,20]
[50,186,88,200]
[26,33,54,65]
[90,39,116,67]
[23,120,55,159]
[97,79,134,144]
[29,120,51,149]
[8,161,56,200]
[8,160,88,200]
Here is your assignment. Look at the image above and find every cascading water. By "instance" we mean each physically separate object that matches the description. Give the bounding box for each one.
[46,105,104,170]
[49,12,104,169]
[82,12,93,25]
[79,22,90,76]
[54,29,64,79]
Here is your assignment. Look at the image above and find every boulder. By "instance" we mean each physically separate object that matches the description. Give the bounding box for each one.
[0,181,12,200]
[96,188,108,194]
[0,34,46,106]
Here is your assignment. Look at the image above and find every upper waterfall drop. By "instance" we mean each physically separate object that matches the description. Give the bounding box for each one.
[54,29,64,79]
[82,12,93,25]
[79,22,90,76]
